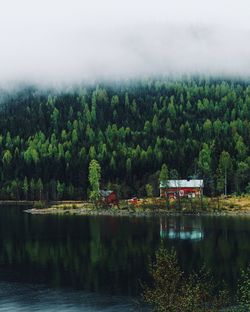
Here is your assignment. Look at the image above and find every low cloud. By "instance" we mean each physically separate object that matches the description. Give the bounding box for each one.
[0,0,250,85]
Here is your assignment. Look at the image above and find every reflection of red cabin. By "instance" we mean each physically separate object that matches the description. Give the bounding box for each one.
[100,190,119,206]
[160,180,204,199]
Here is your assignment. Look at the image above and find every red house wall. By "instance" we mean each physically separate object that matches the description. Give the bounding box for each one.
[105,192,119,205]
[160,187,201,198]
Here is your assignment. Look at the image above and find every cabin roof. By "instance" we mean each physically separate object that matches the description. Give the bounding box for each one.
[100,190,114,197]
[160,179,204,188]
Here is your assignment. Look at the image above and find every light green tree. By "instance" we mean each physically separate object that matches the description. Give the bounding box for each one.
[24,147,39,164]
[51,107,59,131]
[145,184,153,198]
[71,128,78,144]
[111,95,119,109]
[235,136,247,161]
[88,159,101,204]
[159,163,169,182]
[198,143,212,177]
[2,150,12,167]
[89,146,97,160]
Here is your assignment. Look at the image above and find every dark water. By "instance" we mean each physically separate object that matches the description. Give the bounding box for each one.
[0,206,249,311]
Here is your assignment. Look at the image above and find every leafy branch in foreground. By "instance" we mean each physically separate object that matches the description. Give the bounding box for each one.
[237,267,250,312]
[142,247,232,312]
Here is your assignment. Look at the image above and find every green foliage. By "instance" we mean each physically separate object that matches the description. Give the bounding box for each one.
[142,247,231,312]
[216,151,232,195]
[245,183,250,194]
[33,200,46,209]
[169,169,178,180]
[88,159,101,202]
[30,178,36,200]
[159,164,168,182]
[198,143,212,177]
[2,150,12,166]
[22,177,29,200]
[145,184,153,198]
[56,181,65,200]
[1,79,250,199]
[36,178,43,200]
[237,267,250,311]
[236,162,249,194]
[24,147,39,163]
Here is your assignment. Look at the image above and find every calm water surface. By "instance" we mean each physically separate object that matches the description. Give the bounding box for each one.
[0,206,249,311]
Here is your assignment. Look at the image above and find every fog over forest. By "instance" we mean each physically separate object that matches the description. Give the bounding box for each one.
[0,0,250,85]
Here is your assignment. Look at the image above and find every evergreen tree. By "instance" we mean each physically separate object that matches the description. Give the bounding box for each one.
[216,151,232,195]
[198,144,212,177]
[36,178,43,200]
[160,164,169,182]
[30,178,36,200]
[2,150,12,167]
[57,181,65,200]
[1,79,250,199]
[23,177,29,200]
[145,184,153,198]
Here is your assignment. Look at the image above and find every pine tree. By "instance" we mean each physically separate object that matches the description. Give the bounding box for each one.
[23,177,29,200]
[160,164,169,182]
[216,151,232,195]
[146,184,153,198]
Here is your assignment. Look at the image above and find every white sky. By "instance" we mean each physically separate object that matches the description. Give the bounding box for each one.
[0,0,250,84]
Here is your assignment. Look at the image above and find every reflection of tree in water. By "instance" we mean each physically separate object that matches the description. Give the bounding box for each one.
[197,217,250,290]
[0,210,159,295]
[0,208,249,295]
[161,216,250,291]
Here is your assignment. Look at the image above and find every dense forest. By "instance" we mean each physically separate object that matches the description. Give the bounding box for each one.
[1,78,250,200]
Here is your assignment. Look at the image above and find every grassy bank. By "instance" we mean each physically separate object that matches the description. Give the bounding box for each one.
[25,195,250,216]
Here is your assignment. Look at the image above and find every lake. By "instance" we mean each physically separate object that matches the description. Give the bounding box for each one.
[0,206,249,311]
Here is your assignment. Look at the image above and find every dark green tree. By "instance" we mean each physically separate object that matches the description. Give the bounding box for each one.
[216,151,232,196]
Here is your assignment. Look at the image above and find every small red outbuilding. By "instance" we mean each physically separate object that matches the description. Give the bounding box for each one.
[100,190,119,206]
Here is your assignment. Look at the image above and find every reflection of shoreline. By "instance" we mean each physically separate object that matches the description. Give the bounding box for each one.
[160,217,204,241]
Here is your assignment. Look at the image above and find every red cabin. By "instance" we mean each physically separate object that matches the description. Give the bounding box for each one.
[99,190,119,207]
[160,180,204,199]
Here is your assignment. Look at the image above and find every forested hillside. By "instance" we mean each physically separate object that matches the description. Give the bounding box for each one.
[1,78,250,200]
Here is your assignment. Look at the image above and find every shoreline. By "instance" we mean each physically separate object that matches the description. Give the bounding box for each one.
[0,200,34,206]
[0,198,249,217]
[25,206,250,218]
